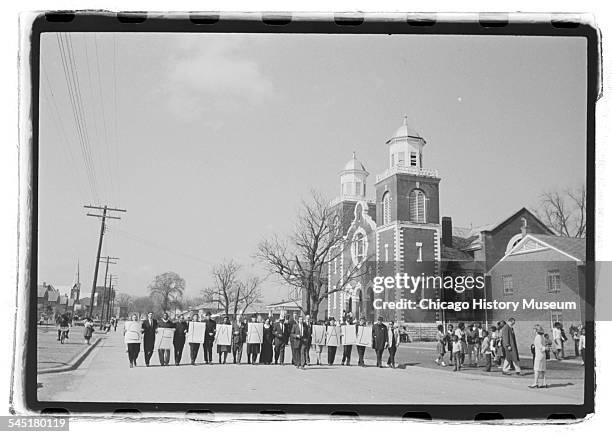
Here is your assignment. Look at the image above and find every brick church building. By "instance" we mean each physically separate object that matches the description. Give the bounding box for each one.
[323,117,560,329]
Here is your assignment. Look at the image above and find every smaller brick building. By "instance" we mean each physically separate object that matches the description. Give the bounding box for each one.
[487,234,586,355]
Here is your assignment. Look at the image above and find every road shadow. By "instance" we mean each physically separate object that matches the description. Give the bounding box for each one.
[397,363,421,368]
[544,382,575,389]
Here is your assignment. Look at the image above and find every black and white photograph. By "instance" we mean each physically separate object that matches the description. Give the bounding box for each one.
[9,12,601,421]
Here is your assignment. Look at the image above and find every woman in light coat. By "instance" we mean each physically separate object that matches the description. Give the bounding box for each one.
[552,322,563,360]
[529,325,548,388]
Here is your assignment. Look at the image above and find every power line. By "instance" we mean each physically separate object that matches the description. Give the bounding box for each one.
[56,33,100,204]
[94,34,116,204]
[40,69,88,202]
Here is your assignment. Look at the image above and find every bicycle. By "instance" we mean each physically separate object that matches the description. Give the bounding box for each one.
[59,326,69,344]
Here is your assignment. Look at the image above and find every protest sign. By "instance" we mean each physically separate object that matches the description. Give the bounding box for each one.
[155,327,175,350]
[356,325,373,346]
[341,324,357,345]
[123,321,142,344]
[247,322,264,344]
[312,325,326,345]
[215,324,232,346]
[186,321,206,343]
[326,325,341,346]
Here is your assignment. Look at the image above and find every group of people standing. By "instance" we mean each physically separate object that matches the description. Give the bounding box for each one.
[433,318,586,388]
[123,311,404,370]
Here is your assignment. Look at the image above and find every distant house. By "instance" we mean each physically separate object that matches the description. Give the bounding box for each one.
[266,300,302,320]
[487,233,586,355]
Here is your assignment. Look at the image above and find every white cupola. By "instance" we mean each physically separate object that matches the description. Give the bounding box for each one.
[386,116,426,169]
[339,152,369,199]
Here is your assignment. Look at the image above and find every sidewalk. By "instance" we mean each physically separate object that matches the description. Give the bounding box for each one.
[37,325,106,373]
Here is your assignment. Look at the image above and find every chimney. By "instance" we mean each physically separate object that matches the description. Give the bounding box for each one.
[442,216,453,247]
[520,217,528,238]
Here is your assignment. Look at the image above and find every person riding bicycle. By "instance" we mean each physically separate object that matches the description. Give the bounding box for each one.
[57,314,70,342]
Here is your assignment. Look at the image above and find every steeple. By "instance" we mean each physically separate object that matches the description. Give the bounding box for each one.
[339,152,369,200]
[386,116,426,169]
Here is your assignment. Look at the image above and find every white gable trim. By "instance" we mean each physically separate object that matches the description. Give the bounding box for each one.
[487,234,580,275]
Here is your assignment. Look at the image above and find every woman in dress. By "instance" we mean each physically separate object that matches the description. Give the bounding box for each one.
[217,316,232,364]
[260,318,274,364]
[552,322,563,360]
[435,324,447,366]
[529,324,547,388]
[454,322,467,366]
[83,317,95,345]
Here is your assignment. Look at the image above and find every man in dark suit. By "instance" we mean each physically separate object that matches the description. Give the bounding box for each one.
[203,311,216,364]
[290,316,309,369]
[273,317,287,365]
[356,317,367,367]
[372,316,388,368]
[173,314,188,366]
[141,312,158,367]
[303,315,313,365]
[501,317,522,375]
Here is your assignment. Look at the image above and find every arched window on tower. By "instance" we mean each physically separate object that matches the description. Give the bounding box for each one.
[382,192,391,225]
[353,232,366,265]
[409,189,426,223]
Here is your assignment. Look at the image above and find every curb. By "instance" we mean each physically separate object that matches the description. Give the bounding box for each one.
[38,336,104,375]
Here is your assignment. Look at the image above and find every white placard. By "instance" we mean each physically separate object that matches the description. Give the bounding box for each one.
[247,322,264,344]
[341,324,357,345]
[356,326,373,347]
[124,321,142,344]
[215,324,232,346]
[186,321,206,343]
[155,327,175,350]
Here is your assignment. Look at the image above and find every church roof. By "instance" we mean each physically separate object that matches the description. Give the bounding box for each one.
[386,116,424,143]
[528,234,586,262]
[342,152,368,173]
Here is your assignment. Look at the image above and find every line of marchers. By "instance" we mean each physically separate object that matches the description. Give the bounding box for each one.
[374,298,578,312]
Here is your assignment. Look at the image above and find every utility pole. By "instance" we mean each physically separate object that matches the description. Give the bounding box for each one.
[98,256,118,326]
[85,205,126,318]
[106,274,113,323]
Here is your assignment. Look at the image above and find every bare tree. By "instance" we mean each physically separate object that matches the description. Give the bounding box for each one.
[202,260,241,316]
[116,293,133,308]
[537,185,586,238]
[257,191,367,320]
[148,272,185,314]
[201,260,263,319]
[234,276,262,317]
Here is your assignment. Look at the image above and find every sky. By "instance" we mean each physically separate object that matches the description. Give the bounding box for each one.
[38,32,587,303]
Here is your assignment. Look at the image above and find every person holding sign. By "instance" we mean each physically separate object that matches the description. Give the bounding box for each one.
[341,318,355,366]
[356,317,368,367]
[142,312,158,367]
[158,312,174,366]
[217,316,232,364]
[247,315,262,364]
[124,314,142,368]
[326,318,340,365]
[312,321,326,365]
[173,314,188,365]
[187,313,203,365]
[372,316,389,368]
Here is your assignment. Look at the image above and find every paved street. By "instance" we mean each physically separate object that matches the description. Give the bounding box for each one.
[37,323,584,405]
[37,325,106,372]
